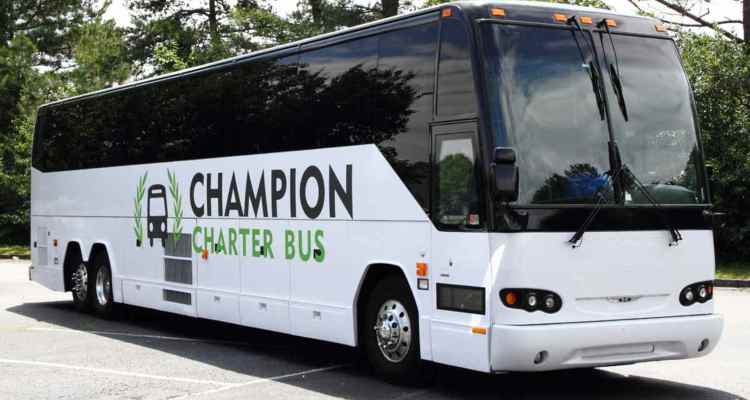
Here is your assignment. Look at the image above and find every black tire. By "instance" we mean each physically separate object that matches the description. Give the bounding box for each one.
[364,275,429,384]
[71,261,92,312]
[90,251,116,319]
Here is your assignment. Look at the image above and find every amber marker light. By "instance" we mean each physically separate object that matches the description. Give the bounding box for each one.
[605,18,617,27]
[504,291,518,306]
[490,8,506,17]
[655,24,668,32]
[442,8,452,18]
[471,327,487,335]
[553,13,567,22]
[416,262,428,277]
[580,16,593,24]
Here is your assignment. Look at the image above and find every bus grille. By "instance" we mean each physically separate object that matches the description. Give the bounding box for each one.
[163,289,191,305]
[164,258,192,284]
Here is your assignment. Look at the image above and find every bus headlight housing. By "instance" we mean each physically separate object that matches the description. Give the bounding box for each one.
[500,288,562,313]
[680,281,713,306]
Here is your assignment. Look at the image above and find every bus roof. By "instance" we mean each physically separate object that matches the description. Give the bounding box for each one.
[40,1,657,110]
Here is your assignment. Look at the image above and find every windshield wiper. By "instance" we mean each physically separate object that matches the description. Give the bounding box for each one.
[568,161,684,248]
[567,15,624,203]
[568,17,605,121]
[598,20,629,121]
[620,164,683,246]
[568,166,622,248]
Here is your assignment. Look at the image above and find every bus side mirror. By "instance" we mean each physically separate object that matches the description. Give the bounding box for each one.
[493,147,519,202]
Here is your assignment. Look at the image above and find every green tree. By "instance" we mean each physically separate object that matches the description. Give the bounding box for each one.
[66,18,132,95]
[0,0,100,244]
[678,33,750,260]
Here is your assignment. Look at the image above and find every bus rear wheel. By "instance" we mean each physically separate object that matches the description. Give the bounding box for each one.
[71,262,91,312]
[364,275,427,384]
[90,252,115,318]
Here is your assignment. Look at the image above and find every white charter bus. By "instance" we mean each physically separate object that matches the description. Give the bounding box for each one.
[30,1,723,380]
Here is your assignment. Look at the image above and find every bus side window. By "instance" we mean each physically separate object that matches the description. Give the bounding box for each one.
[433,134,481,228]
[436,17,477,117]
[377,21,438,211]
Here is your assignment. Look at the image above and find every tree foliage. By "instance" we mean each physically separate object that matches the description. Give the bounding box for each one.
[678,33,750,260]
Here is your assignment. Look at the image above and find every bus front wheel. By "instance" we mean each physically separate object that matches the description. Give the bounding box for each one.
[364,275,427,383]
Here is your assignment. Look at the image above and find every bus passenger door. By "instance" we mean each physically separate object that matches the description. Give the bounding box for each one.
[429,121,492,372]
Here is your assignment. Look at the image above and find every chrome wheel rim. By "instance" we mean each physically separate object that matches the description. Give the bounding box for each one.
[373,299,412,363]
[95,266,111,306]
[72,263,88,302]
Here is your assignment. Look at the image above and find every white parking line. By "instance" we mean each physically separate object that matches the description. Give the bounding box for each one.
[0,358,234,386]
[173,364,349,399]
[28,326,262,347]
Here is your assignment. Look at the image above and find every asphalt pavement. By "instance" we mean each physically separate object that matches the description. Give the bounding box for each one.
[1,259,748,400]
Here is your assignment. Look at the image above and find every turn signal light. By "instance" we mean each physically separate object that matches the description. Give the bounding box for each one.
[501,288,562,313]
[504,291,518,306]
[580,16,592,24]
[655,24,668,32]
[553,13,567,22]
[605,18,617,27]
[416,262,428,277]
[680,281,713,306]
[490,8,505,17]
[442,8,452,18]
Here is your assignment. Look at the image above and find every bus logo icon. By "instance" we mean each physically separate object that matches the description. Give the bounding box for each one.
[133,170,183,248]
[147,184,169,247]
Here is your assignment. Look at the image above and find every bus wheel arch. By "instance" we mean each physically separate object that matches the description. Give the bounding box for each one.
[355,264,408,343]
[63,242,84,292]
[357,264,428,382]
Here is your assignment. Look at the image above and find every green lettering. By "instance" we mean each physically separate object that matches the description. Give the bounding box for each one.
[298,230,311,262]
[192,226,202,254]
[263,229,274,258]
[228,228,238,255]
[251,228,261,257]
[205,227,215,253]
[284,230,295,260]
[217,229,226,255]
[314,230,325,262]
[239,228,250,257]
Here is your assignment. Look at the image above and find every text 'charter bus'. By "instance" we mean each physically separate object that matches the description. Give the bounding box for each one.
[29,0,723,381]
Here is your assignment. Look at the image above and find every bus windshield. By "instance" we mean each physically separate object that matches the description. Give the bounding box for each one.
[481,23,706,205]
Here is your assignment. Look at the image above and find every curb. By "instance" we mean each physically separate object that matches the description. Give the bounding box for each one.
[0,255,30,260]
[715,279,750,288]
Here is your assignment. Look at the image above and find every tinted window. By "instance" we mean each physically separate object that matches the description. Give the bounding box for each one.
[377,22,438,209]
[481,24,611,204]
[602,35,705,204]
[33,15,439,209]
[437,18,477,116]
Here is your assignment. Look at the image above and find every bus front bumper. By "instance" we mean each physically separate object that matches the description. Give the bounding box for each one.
[490,314,723,372]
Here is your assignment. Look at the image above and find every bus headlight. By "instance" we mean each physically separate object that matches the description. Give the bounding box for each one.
[500,289,562,313]
[680,281,713,306]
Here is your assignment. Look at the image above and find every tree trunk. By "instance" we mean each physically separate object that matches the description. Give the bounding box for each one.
[208,0,219,44]
[309,0,323,26]
[382,0,398,17]
[744,0,749,42]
